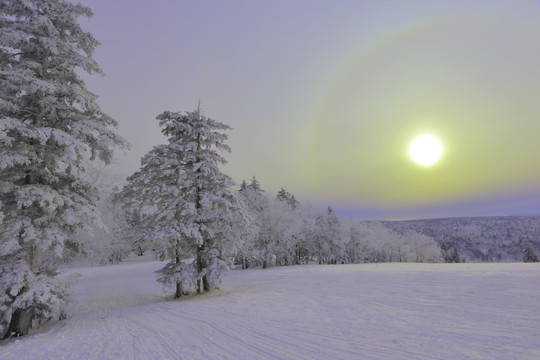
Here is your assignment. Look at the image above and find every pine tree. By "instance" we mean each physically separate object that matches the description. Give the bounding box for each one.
[256,196,303,268]
[238,176,267,213]
[276,188,300,209]
[276,188,290,202]
[247,176,263,193]
[344,221,361,263]
[121,106,245,297]
[523,246,539,263]
[441,243,462,263]
[236,179,267,267]
[0,0,126,338]
[314,207,344,264]
[238,179,248,192]
[445,247,462,263]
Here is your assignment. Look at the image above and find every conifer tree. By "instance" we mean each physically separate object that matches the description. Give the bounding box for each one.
[0,0,126,338]
[238,179,248,192]
[276,188,290,202]
[314,206,344,264]
[276,188,299,209]
[446,247,462,263]
[121,106,244,297]
[247,176,263,193]
[523,246,539,263]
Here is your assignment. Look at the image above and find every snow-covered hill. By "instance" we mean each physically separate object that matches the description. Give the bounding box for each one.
[1,257,539,359]
[384,215,540,262]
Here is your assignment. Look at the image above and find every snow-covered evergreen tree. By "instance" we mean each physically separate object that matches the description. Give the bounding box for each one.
[74,164,135,266]
[292,206,316,265]
[236,179,267,267]
[0,0,126,338]
[313,207,345,264]
[247,176,263,193]
[441,244,462,263]
[404,230,442,263]
[239,177,267,214]
[523,246,539,263]
[238,179,248,193]
[121,106,244,297]
[237,181,306,268]
[344,220,361,263]
[257,196,303,268]
[276,188,299,209]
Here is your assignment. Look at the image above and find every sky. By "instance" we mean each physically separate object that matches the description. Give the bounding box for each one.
[77,0,540,220]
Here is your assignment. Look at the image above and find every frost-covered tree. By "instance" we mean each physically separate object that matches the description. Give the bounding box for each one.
[247,176,263,193]
[289,205,313,265]
[276,188,290,202]
[441,244,462,263]
[257,196,303,268]
[237,182,306,268]
[74,164,135,266]
[236,179,265,267]
[351,221,406,263]
[239,177,267,214]
[238,179,248,192]
[344,220,361,263]
[276,188,299,209]
[0,0,126,338]
[79,192,135,266]
[235,184,264,269]
[121,106,244,298]
[523,246,539,263]
[313,207,345,264]
[405,230,442,263]
[384,216,540,262]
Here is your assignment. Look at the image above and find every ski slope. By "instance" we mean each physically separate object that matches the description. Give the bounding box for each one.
[1,257,539,359]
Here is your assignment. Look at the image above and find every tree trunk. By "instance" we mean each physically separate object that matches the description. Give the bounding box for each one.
[4,307,34,339]
[197,246,203,294]
[175,282,183,299]
[0,312,10,340]
[174,244,183,298]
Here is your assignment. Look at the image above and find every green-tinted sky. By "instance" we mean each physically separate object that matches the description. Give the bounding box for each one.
[79,0,540,219]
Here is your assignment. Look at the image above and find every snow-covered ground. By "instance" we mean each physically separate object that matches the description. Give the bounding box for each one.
[1,257,539,360]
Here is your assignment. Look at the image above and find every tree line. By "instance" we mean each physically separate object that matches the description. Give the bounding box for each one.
[94,174,444,272]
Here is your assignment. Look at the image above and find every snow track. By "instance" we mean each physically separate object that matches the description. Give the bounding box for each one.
[1,257,539,359]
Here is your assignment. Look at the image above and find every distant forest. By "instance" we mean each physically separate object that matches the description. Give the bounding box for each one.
[384,216,540,262]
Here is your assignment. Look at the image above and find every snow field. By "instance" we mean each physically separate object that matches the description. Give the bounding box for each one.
[1,257,539,360]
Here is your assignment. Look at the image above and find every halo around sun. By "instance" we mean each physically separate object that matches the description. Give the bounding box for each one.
[409,134,443,166]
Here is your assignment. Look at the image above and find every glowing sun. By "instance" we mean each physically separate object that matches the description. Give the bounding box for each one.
[409,134,443,166]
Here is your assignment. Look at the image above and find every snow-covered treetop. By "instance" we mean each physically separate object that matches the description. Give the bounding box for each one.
[0,0,127,258]
[122,107,238,244]
[0,0,128,175]
[276,188,300,209]
[0,0,99,72]
[239,180,248,192]
[247,176,262,193]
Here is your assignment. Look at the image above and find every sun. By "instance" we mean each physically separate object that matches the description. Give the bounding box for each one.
[409,134,443,166]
